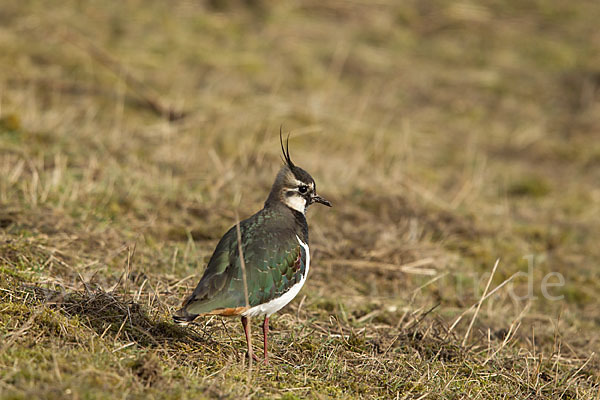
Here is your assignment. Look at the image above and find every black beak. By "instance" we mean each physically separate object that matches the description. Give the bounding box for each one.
[311,194,332,207]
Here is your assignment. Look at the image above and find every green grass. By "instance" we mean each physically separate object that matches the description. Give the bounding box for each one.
[1,0,600,398]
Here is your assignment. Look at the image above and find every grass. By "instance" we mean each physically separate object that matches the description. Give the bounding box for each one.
[1,0,600,398]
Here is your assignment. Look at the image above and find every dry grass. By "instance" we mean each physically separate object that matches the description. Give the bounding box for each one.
[1,0,600,398]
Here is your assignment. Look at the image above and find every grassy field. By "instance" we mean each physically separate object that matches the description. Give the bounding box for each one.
[1,0,600,398]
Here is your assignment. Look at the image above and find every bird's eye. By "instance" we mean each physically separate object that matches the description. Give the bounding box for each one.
[298,185,308,194]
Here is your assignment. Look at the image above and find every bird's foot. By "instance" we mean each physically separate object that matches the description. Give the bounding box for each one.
[246,351,261,363]
[245,351,269,365]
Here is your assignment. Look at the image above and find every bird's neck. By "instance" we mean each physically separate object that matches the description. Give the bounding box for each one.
[291,208,309,244]
[263,200,309,244]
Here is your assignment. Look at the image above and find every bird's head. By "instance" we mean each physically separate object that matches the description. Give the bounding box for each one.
[265,131,332,213]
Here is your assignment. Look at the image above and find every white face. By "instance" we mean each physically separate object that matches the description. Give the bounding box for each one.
[283,179,315,213]
[283,193,307,213]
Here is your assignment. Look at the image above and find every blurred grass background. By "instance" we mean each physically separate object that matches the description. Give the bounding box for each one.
[1,0,599,398]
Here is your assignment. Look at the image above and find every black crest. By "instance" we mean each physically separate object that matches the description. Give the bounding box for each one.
[280,127,295,169]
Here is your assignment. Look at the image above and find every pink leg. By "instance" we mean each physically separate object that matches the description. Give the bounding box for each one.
[262,316,269,364]
[241,316,258,362]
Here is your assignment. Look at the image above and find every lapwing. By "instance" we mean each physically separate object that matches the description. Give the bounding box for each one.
[173,132,331,363]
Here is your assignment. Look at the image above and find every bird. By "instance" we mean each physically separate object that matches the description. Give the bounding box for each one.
[173,132,331,364]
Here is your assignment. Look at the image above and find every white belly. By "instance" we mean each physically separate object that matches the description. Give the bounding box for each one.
[242,236,310,318]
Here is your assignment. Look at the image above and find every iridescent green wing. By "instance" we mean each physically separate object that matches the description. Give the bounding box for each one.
[181,212,307,316]
[180,225,245,315]
[242,228,307,306]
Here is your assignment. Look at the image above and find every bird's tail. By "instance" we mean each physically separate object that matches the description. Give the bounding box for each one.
[172,308,197,326]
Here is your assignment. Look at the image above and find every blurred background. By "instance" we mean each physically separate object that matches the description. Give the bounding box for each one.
[1,0,599,398]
